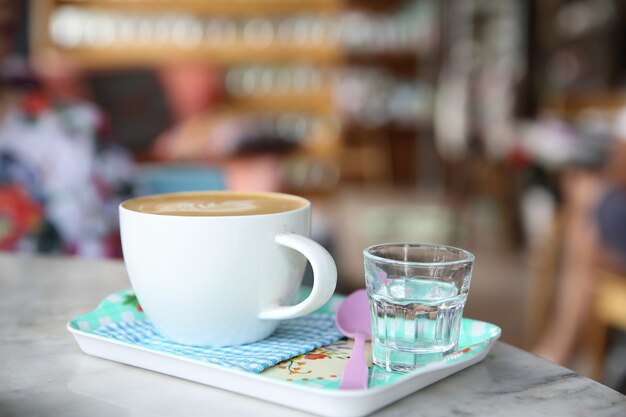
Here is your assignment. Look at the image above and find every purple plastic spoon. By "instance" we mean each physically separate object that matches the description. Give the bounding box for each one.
[335,289,371,390]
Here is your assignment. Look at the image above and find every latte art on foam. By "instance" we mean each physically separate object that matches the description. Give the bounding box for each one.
[148,200,258,214]
[122,192,307,217]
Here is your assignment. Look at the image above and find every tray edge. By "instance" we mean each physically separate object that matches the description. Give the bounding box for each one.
[68,322,499,417]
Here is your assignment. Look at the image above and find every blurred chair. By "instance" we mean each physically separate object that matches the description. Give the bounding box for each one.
[585,270,626,381]
[524,213,563,348]
[136,164,225,195]
[526,209,626,385]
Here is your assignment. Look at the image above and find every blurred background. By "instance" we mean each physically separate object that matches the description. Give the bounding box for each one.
[1,0,626,392]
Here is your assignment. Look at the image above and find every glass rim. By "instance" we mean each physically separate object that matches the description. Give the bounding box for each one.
[363,242,475,267]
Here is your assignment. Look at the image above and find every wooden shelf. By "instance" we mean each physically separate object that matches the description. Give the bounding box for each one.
[540,90,626,119]
[43,44,342,69]
[224,90,334,114]
[32,0,346,69]
[29,0,436,188]
[55,0,345,16]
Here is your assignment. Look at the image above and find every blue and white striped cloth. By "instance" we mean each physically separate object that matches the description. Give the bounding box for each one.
[94,314,343,373]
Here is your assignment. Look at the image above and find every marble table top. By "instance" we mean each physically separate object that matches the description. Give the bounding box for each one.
[1,253,625,417]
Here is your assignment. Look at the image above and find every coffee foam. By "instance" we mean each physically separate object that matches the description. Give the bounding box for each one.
[147,200,258,214]
[123,192,306,217]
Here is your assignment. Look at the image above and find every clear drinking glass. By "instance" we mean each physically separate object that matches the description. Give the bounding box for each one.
[364,243,474,372]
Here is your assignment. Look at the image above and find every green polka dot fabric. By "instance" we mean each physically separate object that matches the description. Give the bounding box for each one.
[70,289,146,331]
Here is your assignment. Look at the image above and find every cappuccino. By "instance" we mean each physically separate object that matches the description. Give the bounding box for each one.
[122,191,307,217]
[119,190,337,346]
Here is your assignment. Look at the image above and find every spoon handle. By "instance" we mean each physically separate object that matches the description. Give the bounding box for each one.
[339,333,369,390]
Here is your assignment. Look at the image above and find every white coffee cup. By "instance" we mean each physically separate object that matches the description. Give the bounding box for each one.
[119,191,337,346]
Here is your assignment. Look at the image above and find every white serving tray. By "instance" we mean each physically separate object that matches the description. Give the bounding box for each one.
[68,290,501,417]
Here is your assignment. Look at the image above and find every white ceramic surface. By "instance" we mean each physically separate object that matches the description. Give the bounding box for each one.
[119,191,337,346]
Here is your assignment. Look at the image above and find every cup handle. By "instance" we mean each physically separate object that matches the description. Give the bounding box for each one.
[258,233,337,320]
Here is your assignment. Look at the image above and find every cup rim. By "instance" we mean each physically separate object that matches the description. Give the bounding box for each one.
[119,191,310,218]
[363,242,475,267]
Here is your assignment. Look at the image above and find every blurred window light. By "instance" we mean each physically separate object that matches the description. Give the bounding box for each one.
[49,7,84,48]
[48,7,433,54]
[244,18,274,49]
[171,17,203,49]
